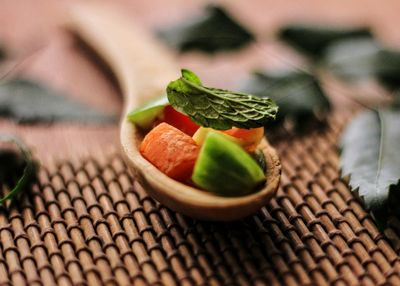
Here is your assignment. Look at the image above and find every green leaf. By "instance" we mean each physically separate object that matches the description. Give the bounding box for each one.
[167,69,278,130]
[0,79,117,124]
[278,24,371,58]
[0,47,5,62]
[324,39,400,89]
[239,70,331,129]
[340,109,400,221]
[392,94,400,109]
[375,49,400,89]
[157,5,254,53]
[181,69,202,85]
[0,133,37,204]
[323,38,381,80]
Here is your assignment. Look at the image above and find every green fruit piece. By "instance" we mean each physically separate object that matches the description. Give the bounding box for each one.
[192,132,265,196]
[127,95,169,129]
[192,127,213,145]
[192,127,241,146]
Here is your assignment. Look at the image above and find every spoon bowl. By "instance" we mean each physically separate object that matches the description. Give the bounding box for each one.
[68,2,281,220]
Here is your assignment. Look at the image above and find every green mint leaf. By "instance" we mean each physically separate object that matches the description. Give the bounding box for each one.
[239,69,330,130]
[157,5,254,53]
[278,24,372,58]
[181,69,202,85]
[340,109,400,227]
[167,69,278,130]
[0,133,37,205]
[0,79,117,124]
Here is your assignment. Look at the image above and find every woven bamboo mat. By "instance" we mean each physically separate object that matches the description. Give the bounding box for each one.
[2,1,400,285]
[1,112,400,286]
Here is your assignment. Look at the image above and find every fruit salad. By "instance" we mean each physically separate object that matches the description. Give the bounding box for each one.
[128,69,278,196]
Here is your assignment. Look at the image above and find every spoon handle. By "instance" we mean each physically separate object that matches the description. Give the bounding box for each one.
[68,2,178,111]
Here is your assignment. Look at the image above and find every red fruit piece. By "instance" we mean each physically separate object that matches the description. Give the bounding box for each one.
[163,105,200,136]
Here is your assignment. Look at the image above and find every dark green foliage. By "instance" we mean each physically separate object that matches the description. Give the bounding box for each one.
[240,70,330,129]
[324,38,400,89]
[158,5,254,53]
[324,38,380,80]
[0,47,5,62]
[375,49,400,89]
[0,134,37,205]
[0,79,116,124]
[340,109,400,226]
[278,24,371,58]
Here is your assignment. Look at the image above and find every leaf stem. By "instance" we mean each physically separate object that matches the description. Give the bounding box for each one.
[374,110,385,193]
[0,134,37,204]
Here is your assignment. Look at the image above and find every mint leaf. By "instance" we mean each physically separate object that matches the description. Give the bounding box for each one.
[324,38,400,89]
[167,69,278,130]
[0,79,117,124]
[340,109,400,226]
[182,69,202,85]
[0,133,37,204]
[323,38,381,80]
[278,24,372,58]
[0,47,5,62]
[375,49,400,89]
[240,70,330,129]
[158,5,254,53]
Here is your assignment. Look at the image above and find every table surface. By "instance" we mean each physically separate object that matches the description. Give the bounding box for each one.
[1,0,400,285]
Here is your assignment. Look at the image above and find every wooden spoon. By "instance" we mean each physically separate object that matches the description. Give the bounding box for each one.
[67,3,281,221]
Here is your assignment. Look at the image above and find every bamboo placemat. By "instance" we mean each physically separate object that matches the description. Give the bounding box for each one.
[2,1,400,285]
[1,112,400,286]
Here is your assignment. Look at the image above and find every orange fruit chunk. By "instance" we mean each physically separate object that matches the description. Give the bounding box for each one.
[223,127,264,152]
[140,122,200,182]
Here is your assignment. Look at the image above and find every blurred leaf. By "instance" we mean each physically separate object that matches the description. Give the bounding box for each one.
[375,49,400,89]
[278,24,372,58]
[392,94,400,109]
[157,5,254,53]
[324,38,380,79]
[0,150,25,185]
[0,79,117,124]
[0,133,37,204]
[240,70,331,129]
[340,109,400,227]
[0,48,5,62]
[324,39,400,89]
